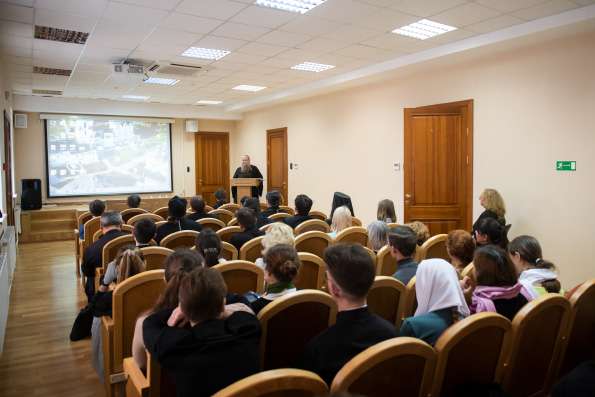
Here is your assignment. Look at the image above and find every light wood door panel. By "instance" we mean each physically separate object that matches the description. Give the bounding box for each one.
[195,132,230,206]
[267,128,288,204]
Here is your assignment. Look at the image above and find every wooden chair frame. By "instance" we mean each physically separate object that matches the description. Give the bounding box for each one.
[331,337,436,396]
[127,213,164,226]
[362,246,377,264]
[279,205,295,215]
[159,230,200,250]
[416,233,448,262]
[294,219,331,235]
[140,246,173,271]
[205,205,214,213]
[120,208,148,223]
[461,262,475,281]
[334,226,368,246]
[212,260,265,294]
[401,276,417,321]
[228,217,239,226]
[220,241,239,261]
[220,203,240,212]
[198,217,226,231]
[101,234,136,271]
[93,224,133,243]
[368,276,407,328]
[152,207,169,219]
[295,252,326,290]
[239,235,265,263]
[351,217,363,226]
[212,369,328,397]
[208,208,234,224]
[308,210,327,221]
[269,212,291,222]
[386,223,400,229]
[217,226,242,243]
[375,245,396,276]
[123,352,161,397]
[294,231,333,259]
[75,211,93,275]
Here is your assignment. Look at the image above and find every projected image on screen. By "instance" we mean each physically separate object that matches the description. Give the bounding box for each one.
[46,117,173,197]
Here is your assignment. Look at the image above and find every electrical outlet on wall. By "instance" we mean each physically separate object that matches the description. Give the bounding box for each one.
[393,162,401,171]
[293,163,299,170]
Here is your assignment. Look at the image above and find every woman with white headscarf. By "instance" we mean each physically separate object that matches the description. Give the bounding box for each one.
[399,258,470,345]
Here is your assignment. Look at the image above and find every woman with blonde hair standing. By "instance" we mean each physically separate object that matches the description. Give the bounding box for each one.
[473,188,506,234]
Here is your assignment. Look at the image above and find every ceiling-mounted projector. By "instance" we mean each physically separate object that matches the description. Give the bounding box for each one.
[111,63,146,86]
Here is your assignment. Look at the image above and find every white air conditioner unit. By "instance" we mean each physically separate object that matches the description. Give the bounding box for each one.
[148,61,206,76]
[14,113,27,129]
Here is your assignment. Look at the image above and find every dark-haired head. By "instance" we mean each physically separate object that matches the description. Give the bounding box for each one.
[214,189,227,202]
[179,267,226,324]
[508,235,555,271]
[264,244,300,284]
[153,249,204,312]
[196,229,222,267]
[377,199,396,223]
[474,245,518,287]
[324,244,375,301]
[388,226,418,258]
[190,195,206,214]
[127,194,141,208]
[475,218,509,249]
[243,197,261,215]
[266,191,282,208]
[295,194,313,216]
[236,207,256,230]
[133,218,156,245]
[168,196,188,220]
[89,199,106,217]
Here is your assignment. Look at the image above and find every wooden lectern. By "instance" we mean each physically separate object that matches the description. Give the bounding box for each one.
[231,178,261,203]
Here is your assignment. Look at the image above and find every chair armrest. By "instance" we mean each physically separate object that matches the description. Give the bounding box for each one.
[123,357,149,397]
[101,316,114,393]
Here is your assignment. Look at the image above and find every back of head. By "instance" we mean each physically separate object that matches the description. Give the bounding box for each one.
[481,188,506,218]
[264,244,300,283]
[476,218,509,248]
[89,199,106,217]
[377,199,396,223]
[294,194,313,215]
[508,235,555,270]
[331,192,354,218]
[127,194,141,208]
[196,228,222,267]
[388,226,418,257]
[179,267,226,323]
[190,195,205,213]
[168,196,187,220]
[446,230,476,266]
[244,197,261,214]
[324,244,375,300]
[154,249,204,311]
[266,190,282,208]
[474,245,518,287]
[236,207,256,230]
[406,221,430,246]
[262,222,294,253]
[134,218,156,244]
[331,205,352,233]
[115,246,145,283]
[214,188,227,202]
[100,211,123,229]
[367,220,389,251]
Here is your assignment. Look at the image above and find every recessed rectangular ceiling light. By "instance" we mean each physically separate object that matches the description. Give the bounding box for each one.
[122,95,149,100]
[233,85,266,92]
[392,19,457,40]
[291,61,335,73]
[144,77,179,86]
[196,100,223,105]
[182,47,230,60]
[255,0,327,14]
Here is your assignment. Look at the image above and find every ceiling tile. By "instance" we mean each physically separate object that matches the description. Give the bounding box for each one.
[475,0,547,13]
[35,8,98,32]
[131,46,187,61]
[79,44,130,63]
[512,0,579,20]
[6,55,33,65]
[102,2,168,25]
[159,13,223,35]
[176,0,248,20]
[35,0,108,17]
[361,33,436,52]
[307,0,381,23]
[333,44,392,60]
[353,9,419,32]
[431,3,501,27]
[0,3,34,23]
[279,15,345,36]
[230,6,298,29]
[7,63,33,73]
[389,0,468,17]
[466,14,525,33]
[573,0,595,4]
[3,0,34,6]
[297,38,348,53]
[3,45,33,57]
[257,30,312,46]
[211,22,270,41]
[193,35,248,51]
[276,48,326,61]
[86,21,155,50]
[257,57,298,69]
[427,28,476,44]
[75,63,112,73]
[115,0,181,11]
[219,52,268,65]
[236,42,288,57]
[0,35,33,50]
[209,60,251,71]
[69,70,110,83]
[322,25,380,44]
[0,21,33,38]
[143,27,202,48]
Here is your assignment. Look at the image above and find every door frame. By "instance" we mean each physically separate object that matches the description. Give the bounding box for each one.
[194,131,230,201]
[3,111,14,225]
[266,127,288,204]
[403,99,473,230]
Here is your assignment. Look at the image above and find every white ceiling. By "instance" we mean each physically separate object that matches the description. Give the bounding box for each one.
[1,0,594,114]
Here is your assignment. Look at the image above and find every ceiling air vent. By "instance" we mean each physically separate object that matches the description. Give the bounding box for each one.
[35,25,89,44]
[32,89,63,96]
[148,61,206,76]
[34,66,72,76]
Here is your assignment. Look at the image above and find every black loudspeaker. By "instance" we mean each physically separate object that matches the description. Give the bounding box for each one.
[21,179,42,210]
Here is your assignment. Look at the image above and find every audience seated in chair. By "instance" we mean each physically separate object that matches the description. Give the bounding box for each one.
[388,226,419,285]
[80,199,106,239]
[446,230,476,275]
[254,222,294,269]
[195,228,226,267]
[143,266,260,397]
[399,258,470,346]
[127,194,141,209]
[508,235,562,297]
[213,188,228,209]
[283,194,313,229]
[473,188,507,235]
[465,245,532,320]
[91,246,145,382]
[328,206,352,239]
[82,211,127,301]
[474,217,509,249]
[230,208,265,252]
[261,190,282,218]
[155,196,202,244]
[328,192,354,225]
[250,244,300,315]
[377,199,397,224]
[298,244,397,385]
[186,195,212,222]
[553,360,595,397]
[367,220,389,253]
[407,221,430,246]
[244,197,271,229]
[133,218,156,248]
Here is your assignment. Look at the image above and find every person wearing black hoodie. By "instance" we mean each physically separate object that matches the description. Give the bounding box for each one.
[155,196,202,244]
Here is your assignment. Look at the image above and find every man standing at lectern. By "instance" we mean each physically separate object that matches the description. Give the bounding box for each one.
[232,154,263,202]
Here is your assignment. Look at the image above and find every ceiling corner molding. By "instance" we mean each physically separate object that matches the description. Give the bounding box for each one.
[225,4,595,113]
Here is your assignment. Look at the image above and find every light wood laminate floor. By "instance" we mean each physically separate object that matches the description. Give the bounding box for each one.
[0,241,103,396]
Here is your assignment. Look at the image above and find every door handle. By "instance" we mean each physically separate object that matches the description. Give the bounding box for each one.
[405,194,412,199]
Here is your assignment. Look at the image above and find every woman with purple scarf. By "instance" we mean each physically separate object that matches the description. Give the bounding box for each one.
[467,245,533,320]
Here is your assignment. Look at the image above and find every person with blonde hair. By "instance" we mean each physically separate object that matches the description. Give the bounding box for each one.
[255,222,294,269]
[329,205,352,238]
[473,188,506,234]
[407,221,430,246]
[367,220,389,252]
[377,199,397,223]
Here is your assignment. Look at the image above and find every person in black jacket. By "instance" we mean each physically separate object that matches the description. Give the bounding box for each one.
[185,195,212,222]
[133,218,156,248]
[283,194,313,229]
[299,244,397,384]
[231,155,263,202]
[143,266,260,397]
[81,211,128,301]
[473,188,506,234]
[155,196,202,244]
[327,192,354,225]
[244,197,270,229]
[213,188,228,209]
[261,190,282,217]
[230,207,265,251]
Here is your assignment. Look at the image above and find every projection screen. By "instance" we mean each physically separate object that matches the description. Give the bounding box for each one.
[44,115,173,198]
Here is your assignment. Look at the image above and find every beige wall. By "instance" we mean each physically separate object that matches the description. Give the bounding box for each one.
[0,62,14,229]
[233,29,595,288]
[13,113,235,202]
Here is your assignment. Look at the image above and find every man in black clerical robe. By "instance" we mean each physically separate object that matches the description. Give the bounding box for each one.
[232,155,263,202]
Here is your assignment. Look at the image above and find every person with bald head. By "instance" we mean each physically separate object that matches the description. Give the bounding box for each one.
[232,154,263,202]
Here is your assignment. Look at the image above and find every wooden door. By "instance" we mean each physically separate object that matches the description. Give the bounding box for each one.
[3,111,14,225]
[267,128,288,204]
[404,100,473,235]
[195,132,230,206]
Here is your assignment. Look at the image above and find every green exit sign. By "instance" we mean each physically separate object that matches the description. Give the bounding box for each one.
[556,161,576,171]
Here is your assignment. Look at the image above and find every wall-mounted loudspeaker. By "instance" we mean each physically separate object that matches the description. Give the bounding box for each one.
[14,113,27,129]
[21,179,42,210]
[185,119,198,133]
